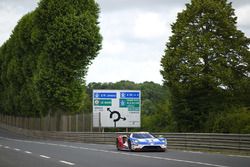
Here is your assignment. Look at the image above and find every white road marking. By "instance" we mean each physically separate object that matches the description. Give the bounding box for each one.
[48,143,59,146]
[228,154,250,158]
[0,144,2,147]
[59,160,75,166]
[182,150,203,154]
[25,151,32,154]
[0,136,230,167]
[74,147,229,167]
[134,155,228,167]
[4,146,10,149]
[40,155,51,159]
[69,146,78,149]
[14,148,20,151]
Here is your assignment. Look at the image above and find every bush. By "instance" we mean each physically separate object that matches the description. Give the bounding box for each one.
[212,107,250,134]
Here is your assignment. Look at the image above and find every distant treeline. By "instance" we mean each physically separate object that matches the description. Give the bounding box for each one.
[1,0,249,134]
[85,80,250,133]
[84,81,173,132]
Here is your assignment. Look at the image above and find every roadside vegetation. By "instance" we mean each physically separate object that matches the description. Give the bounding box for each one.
[0,0,249,133]
[160,0,249,133]
[0,0,102,116]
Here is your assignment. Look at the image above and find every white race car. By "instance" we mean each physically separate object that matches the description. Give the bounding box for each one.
[116,132,167,152]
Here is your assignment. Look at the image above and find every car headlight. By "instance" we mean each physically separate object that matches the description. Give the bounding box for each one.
[131,139,139,145]
[159,138,167,145]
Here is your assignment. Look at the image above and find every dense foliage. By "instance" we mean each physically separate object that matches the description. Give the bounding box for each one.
[206,107,250,133]
[161,0,250,132]
[1,0,249,134]
[0,0,102,116]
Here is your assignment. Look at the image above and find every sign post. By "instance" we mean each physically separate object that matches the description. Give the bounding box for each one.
[92,90,141,128]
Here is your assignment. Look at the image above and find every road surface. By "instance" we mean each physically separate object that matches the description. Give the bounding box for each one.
[0,128,249,167]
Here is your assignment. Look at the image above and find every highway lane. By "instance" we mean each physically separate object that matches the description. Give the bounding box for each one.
[0,148,67,167]
[0,128,250,167]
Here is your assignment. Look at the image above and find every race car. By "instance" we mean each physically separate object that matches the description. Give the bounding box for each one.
[116,132,167,152]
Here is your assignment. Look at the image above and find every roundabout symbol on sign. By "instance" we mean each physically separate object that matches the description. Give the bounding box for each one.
[107,108,126,128]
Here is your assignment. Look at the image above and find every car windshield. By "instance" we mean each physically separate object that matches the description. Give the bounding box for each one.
[132,133,154,139]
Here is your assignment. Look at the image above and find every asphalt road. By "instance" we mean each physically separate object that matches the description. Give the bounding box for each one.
[0,128,250,167]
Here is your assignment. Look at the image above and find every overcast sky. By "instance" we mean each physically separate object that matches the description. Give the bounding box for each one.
[0,0,249,84]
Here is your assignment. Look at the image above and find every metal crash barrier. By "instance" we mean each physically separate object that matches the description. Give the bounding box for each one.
[0,123,249,155]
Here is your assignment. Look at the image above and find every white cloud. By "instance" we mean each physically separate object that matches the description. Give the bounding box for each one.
[235,8,250,38]
[1,0,249,85]
[86,57,163,84]
[235,5,250,30]
[0,0,38,46]
[102,40,126,55]
[86,6,183,84]
[133,12,167,39]
[0,6,21,45]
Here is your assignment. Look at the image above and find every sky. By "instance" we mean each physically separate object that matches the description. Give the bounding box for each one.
[0,0,249,84]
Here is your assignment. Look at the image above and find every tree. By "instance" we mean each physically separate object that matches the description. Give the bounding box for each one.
[212,107,250,133]
[161,0,250,132]
[33,0,102,115]
[0,13,40,116]
[0,0,102,116]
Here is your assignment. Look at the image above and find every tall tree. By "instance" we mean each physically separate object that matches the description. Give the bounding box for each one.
[0,0,102,116]
[161,0,250,132]
[33,0,102,114]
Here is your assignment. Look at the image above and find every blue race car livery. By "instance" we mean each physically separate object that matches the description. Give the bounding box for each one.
[116,132,167,152]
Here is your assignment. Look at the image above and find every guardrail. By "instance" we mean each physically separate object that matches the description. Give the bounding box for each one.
[0,113,92,132]
[0,123,249,155]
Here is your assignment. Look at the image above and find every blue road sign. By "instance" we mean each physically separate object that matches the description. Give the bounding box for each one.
[94,92,117,99]
[120,92,140,98]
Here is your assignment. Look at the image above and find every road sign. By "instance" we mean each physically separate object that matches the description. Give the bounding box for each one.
[120,92,140,98]
[94,99,112,106]
[120,99,141,111]
[94,92,117,99]
[92,90,141,128]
